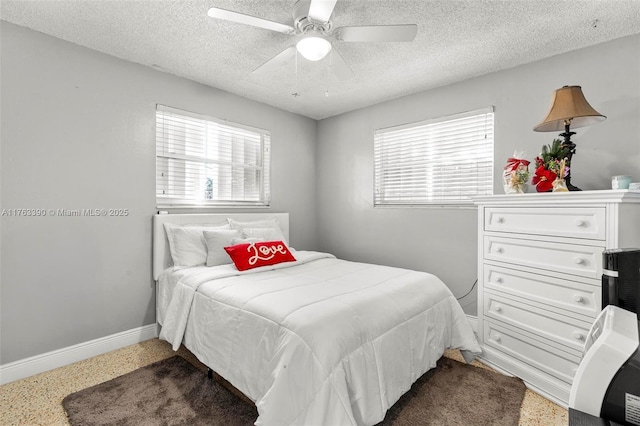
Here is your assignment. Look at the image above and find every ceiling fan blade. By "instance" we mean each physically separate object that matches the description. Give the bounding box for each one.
[334,24,418,42]
[207,7,295,34]
[308,0,338,23]
[329,48,354,81]
[252,46,297,74]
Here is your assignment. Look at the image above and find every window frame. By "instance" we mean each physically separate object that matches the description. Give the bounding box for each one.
[373,107,494,207]
[155,105,271,208]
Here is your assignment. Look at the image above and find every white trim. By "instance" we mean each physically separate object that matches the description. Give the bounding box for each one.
[0,324,158,385]
[157,104,269,135]
[0,309,478,387]
[472,189,640,206]
[376,106,495,133]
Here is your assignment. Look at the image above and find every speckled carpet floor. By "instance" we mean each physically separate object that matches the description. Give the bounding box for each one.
[0,338,569,425]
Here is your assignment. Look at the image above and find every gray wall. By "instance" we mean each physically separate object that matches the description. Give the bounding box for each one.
[316,34,640,315]
[2,20,638,366]
[0,22,318,364]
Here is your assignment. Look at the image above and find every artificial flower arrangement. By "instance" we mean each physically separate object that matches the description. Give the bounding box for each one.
[532,139,570,192]
[503,152,530,194]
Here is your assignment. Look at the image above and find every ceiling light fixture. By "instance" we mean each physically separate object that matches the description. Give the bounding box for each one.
[296,31,332,61]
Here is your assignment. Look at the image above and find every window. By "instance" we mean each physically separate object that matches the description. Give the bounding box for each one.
[374,107,494,206]
[156,105,271,207]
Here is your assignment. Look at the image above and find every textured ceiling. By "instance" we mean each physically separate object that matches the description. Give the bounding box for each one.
[2,0,639,120]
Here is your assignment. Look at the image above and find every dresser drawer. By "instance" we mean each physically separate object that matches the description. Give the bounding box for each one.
[484,292,592,352]
[485,207,605,240]
[483,320,580,384]
[484,235,603,279]
[484,264,601,319]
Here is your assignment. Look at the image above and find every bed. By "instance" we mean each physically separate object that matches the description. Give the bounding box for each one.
[153,213,481,426]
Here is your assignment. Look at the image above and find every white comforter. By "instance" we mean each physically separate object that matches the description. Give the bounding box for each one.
[159,251,481,426]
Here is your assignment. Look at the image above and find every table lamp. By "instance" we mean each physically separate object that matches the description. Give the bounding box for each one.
[533,85,606,191]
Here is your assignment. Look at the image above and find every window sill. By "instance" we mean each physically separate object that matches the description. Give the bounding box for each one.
[374,201,478,209]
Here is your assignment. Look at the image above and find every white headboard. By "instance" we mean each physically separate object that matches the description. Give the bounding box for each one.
[152,212,289,280]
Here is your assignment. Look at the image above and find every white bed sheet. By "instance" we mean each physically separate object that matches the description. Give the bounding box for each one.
[158,251,481,426]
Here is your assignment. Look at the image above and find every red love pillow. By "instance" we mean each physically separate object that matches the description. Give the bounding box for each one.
[224,241,296,271]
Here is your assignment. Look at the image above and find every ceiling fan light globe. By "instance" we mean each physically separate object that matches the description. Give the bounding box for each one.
[296,36,332,61]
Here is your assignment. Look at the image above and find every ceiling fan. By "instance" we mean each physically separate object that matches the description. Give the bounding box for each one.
[207,0,418,80]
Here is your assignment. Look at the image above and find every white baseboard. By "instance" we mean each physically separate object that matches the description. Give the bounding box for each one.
[0,324,158,385]
[0,318,479,386]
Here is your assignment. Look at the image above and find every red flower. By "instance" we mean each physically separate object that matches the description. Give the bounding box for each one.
[532,166,557,192]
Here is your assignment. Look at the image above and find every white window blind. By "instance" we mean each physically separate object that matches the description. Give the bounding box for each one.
[374,107,494,205]
[156,105,271,207]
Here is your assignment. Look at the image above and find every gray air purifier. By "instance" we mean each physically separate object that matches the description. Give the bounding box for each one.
[570,248,640,426]
[602,248,640,314]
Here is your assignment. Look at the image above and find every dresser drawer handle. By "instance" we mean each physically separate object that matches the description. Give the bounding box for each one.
[493,334,502,343]
[496,217,505,224]
[573,257,586,265]
[574,295,584,303]
[495,277,504,284]
[573,331,585,341]
[494,305,503,314]
[495,247,504,254]
[575,219,587,227]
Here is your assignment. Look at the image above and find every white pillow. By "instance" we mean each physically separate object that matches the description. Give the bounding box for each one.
[241,226,287,242]
[228,218,287,244]
[164,223,230,269]
[230,237,295,254]
[230,237,264,245]
[202,229,242,267]
[227,218,280,228]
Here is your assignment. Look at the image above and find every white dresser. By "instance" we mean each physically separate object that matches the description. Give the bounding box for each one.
[473,190,640,407]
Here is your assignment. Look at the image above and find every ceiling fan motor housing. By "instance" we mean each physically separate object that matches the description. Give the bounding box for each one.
[293,0,332,35]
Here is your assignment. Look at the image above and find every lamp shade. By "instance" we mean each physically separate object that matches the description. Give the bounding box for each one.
[296,32,332,61]
[533,85,606,132]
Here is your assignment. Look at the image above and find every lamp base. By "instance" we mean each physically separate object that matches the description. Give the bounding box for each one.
[566,176,581,191]
[560,125,580,191]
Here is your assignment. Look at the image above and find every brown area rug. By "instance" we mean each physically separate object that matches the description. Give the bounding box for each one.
[376,357,526,425]
[63,355,525,426]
